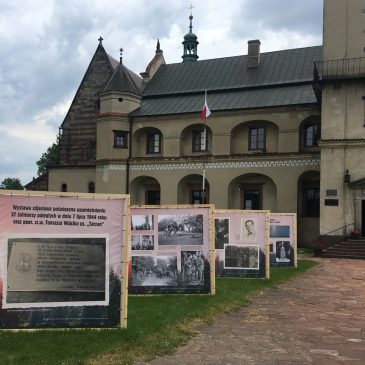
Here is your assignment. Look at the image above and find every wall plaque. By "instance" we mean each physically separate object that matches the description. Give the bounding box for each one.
[325,199,339,206]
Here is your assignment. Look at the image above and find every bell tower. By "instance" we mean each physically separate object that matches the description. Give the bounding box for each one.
[182,5,199,62]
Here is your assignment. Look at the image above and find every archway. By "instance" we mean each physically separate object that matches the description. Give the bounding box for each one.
[231,120,279,154]
[297,170,320,247]
[228,173,277,211]
[180,124,212,156]
[130,176,161,205]
[177,174,210,204]
[132,127,163,157]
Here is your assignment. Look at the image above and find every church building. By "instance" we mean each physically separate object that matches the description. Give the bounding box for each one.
[41,0,365,246]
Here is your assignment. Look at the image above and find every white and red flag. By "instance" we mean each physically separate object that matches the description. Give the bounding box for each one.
[201,90,211,121]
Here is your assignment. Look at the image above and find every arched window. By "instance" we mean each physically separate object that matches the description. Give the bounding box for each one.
[61,183,67,192]
[88,182,95,193]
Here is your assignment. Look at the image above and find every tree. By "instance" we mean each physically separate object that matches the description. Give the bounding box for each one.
[36,136,60,176]
[0,177,23,190]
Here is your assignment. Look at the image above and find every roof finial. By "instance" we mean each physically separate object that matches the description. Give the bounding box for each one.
[98,36,103,45]
[120,48,123,63]
[188,4,194,33]
[156,39,160,52]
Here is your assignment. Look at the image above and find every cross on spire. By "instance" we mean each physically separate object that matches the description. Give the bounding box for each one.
[98,36,103,45]
[120,48,123,63]
[188,4,194,16]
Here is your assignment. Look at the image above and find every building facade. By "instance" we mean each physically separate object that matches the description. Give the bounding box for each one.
[45,0,365,246]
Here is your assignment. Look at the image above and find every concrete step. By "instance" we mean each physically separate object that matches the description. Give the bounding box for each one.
[347,239,365,243]
[329,246,365,251]
[320,253,365,259]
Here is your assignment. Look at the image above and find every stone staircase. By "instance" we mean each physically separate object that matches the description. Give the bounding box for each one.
[321,239,365,259]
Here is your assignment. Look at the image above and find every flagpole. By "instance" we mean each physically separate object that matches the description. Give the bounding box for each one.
[202,89,207,203]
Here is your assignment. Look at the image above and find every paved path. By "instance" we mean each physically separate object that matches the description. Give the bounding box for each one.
[139,258,365,364]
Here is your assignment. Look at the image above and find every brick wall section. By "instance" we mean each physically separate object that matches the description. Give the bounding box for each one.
[59,45,115,164]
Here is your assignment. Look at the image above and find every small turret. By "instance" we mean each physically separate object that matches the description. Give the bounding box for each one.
[99,48,142,114]
[140,39,166,83]
[182,7,199,62]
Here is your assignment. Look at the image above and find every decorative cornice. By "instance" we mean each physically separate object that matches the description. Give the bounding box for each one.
[130,159,320,171]
[96,164,127,171]
[98,112,129,118]
[319,138,365,148]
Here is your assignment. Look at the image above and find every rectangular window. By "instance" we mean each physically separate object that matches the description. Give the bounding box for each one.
[192,130,207,152]
[302,187,320,217]
[114,131,128,148]
[146,133,161,154]
[249,127,265,150]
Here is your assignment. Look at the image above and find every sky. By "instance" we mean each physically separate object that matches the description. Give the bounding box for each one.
[0,0,323,186]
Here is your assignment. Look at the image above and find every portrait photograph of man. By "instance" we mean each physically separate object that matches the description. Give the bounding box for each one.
[240,218,257,242]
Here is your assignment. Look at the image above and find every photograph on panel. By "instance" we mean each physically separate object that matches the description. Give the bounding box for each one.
[275,241,293,263]
[181,251,205,286]
[6,237,107,305]
[157,214,203,245]
[240,218,257,242]
[224,244,259,269]
[270,225,290,238]
[131,256,177,286]
[131,235,154,250]
[131,215,154,231]
[215,218,229,249]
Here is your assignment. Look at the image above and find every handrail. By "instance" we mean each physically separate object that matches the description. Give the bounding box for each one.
[318,223,355,238]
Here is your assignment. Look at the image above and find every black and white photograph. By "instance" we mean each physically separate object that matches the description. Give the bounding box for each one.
[131,215,153,231]
[131,235,154,250]
[270,225,290,238]
[224,244,259,269]
[157,214,204,246]
[131,256,177,286]
[240,218,257,241]
[275,241,292,263]
[215,218,229,249]
[181,251,205,286]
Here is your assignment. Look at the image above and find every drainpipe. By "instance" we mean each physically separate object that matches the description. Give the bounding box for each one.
[126,115,132,194]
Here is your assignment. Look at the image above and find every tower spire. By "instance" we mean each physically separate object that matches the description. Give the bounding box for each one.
[182,5,199,62]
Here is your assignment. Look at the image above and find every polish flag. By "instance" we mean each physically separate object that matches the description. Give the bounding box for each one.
[201,91,211,121]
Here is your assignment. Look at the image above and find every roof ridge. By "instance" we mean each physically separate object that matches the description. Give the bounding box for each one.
[164,45,323,66]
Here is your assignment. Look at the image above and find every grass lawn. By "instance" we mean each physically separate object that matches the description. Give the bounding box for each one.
[0,260,317,365]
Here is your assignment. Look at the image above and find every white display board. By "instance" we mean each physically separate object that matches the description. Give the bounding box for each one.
[269,213,297,268]
[215,210,270,278]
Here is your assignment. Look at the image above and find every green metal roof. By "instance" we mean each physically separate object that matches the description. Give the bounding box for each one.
[133,46,322,116]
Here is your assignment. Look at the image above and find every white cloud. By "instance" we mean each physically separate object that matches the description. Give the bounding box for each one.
[0,0,324,185]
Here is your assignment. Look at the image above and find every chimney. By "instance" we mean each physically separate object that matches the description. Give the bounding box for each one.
[247,39,261,68]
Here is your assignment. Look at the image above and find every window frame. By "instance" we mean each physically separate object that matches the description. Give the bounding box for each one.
[240,184,263,210]
[113,130,128,149]
[249,127,266,151]
[304,123,321,148]
[146,132,161,154]
[192,129,208,152]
